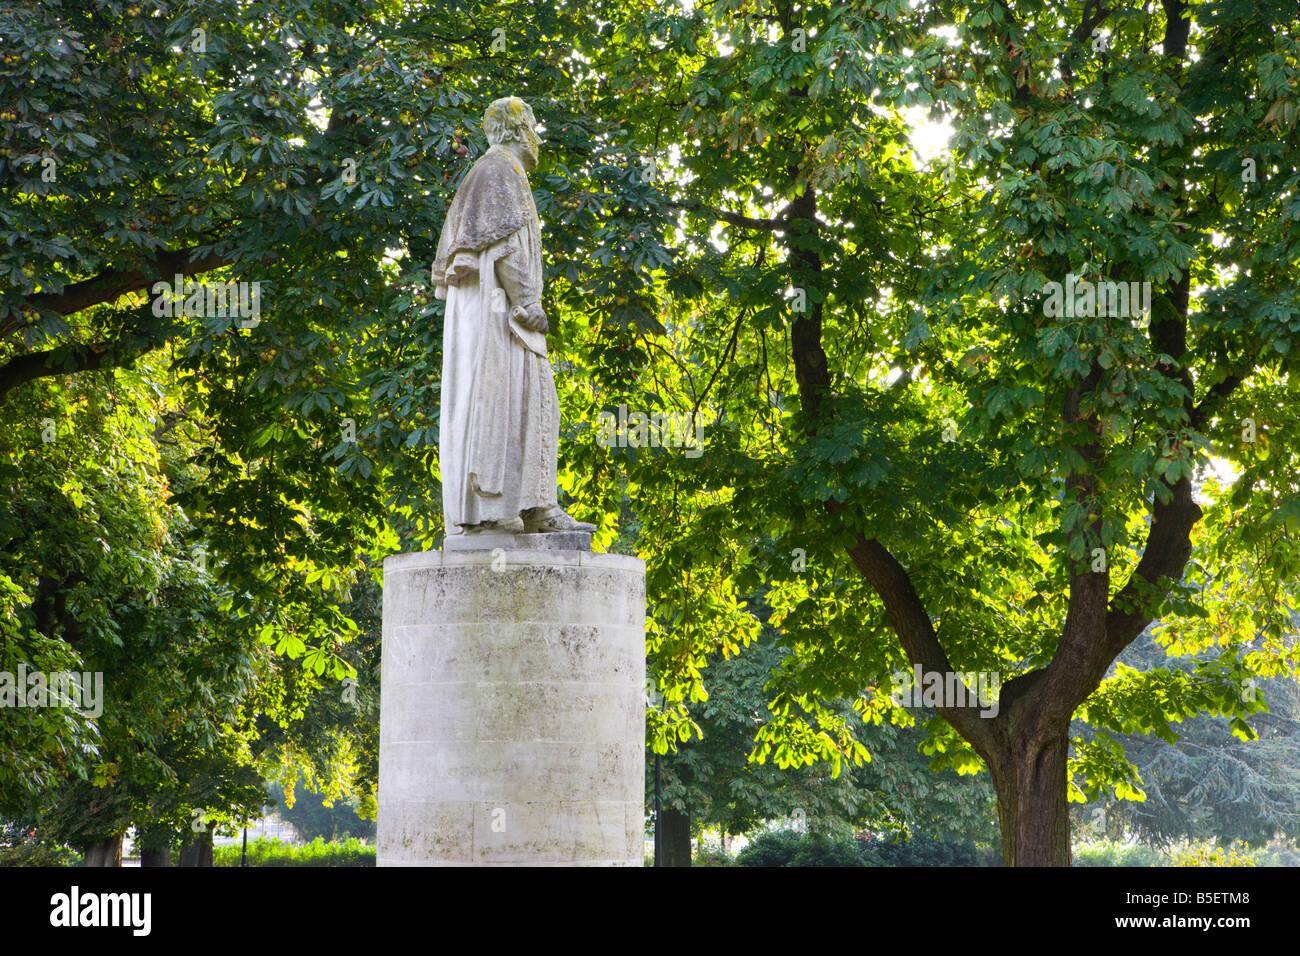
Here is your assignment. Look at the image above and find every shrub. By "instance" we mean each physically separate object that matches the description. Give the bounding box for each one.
[737,829,995,867]
[0,823,79,866]
[1171,842,1256,868]
[1073,842,1162,867]
[859,833,995,867]
[212,836,374,867]
[692,847,736,867]
[736,830,871,867]
[790,833,871,867]
[735,829,807,867]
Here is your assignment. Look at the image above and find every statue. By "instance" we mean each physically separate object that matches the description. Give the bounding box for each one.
[432,97,595,538]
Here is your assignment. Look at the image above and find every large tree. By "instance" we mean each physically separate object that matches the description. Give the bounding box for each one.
[592,0,1300,865]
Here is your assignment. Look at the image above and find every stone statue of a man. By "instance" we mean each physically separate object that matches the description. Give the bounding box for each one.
[432,96,595,538]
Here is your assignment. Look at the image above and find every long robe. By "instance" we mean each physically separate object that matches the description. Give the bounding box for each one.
[432,146,559,530]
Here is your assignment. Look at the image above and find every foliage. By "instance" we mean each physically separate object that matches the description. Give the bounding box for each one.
[1082,619,1300,848]
[587,0,1300,864]
[1171,841,1258,868]
[2,0,1299,867]
[654,624,1001,843]
[268,781,375,842]
[0,350,370,852]
[735,829,819,867]
[1248,840,1300,867]
[691,847,737,867]
[0,0,668,849]
[0,821,80,866]
[861,833,997,867]
[735,828,994,867]
[211,835,374,867]
[0,364,271,847]
[1072,842,1163,868]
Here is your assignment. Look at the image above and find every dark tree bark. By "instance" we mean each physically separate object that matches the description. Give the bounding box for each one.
[660,809,692,867]
[178,830,214,867]
[987,721,1073,866]
[138,824,173,867]
[81,833,124,867]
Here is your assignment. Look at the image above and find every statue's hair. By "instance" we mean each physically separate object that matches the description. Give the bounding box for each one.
[483,96,536,146]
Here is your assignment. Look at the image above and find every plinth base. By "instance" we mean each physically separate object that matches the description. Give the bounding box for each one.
[377,548,646,866]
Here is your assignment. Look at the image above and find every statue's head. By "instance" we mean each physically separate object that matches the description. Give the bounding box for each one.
[483,96,541,172]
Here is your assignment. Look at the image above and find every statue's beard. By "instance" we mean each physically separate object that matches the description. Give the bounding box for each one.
[520,143,538,171]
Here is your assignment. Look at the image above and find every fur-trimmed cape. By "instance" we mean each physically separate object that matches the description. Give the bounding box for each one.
[431,145,538,291]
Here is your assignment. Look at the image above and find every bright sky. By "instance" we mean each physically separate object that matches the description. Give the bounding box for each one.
[904,106,955,166]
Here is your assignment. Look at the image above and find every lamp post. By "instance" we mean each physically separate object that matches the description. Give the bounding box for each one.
[648,677,663,868]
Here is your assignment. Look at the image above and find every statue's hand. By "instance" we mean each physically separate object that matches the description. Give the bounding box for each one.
[519,302,549,334]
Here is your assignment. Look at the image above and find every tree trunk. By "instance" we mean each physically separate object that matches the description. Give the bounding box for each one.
[138,824,172,867]
[989,729,1072,867]
[660,809,692,867]
[82,833,123,867]
[140,845,171,867]
[178,830,214,867]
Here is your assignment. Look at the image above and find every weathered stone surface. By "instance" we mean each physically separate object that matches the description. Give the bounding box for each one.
[377,549,646,866]
[443,530,591,552]
[434,96,593,538]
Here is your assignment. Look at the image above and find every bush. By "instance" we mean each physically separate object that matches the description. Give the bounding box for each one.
[1073,842,1162,867]
[692,847,736,867]
[735,830,808,867]
[212,836,374,867]
[860,833,995,867]
[0,823,80,866]
[737,829,995,867]
[736,830,871,867]
[1171,842,1256,868]
[791,833,872,867]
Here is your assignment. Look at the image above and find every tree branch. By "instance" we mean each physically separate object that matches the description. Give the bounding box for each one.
[669,199,788,232]
[5,246,233,335]
[781,176,990,747]
[0,334,157,406]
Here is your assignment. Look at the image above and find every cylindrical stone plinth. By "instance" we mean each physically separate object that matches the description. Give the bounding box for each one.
[377,548,645,866]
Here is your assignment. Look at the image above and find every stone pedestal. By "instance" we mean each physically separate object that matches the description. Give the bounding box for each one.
[377,548,645,866]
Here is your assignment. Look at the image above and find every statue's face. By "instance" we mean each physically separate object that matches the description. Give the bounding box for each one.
[516,114,541,172]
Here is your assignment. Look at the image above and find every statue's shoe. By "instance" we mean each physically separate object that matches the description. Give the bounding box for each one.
[521,507,596,534]
[461,516,525,534]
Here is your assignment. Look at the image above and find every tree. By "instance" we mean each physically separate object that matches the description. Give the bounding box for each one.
[585,0,1300,865]
[268,781,375,842]
[0,362,292,864]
